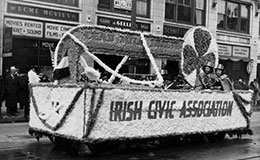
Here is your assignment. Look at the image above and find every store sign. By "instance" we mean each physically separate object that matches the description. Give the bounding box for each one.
[33,0,79,7]
[45,23,74,39]
[218,44,232,57]
[114,0,132,10]
[7,3,79,22]
[163,25,188,38]
[5,17,43,38]
[97,16,150,32]
[232,46,249,58]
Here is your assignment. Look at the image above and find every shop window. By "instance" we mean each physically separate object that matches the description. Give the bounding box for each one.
[217,0,250,34]
[98,0,150,18]
[165,0,205,25]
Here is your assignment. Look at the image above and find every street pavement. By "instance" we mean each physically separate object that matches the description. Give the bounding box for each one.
[0,109,259,159]
[0,105,28,123]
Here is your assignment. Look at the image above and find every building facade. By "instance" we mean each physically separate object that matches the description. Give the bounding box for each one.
[0,0,259,84]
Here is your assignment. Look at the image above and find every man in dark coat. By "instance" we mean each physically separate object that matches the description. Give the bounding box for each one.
[0,75,4,118]
[4,66,19,116]
[18,74,30,119]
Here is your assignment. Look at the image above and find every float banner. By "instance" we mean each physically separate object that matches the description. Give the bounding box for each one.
[88,89,251,140]
[29,85,251,141]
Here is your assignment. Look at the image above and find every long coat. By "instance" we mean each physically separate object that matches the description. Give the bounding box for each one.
[4,74,18,108]
[0,76,4,104]
[18,74,29,107]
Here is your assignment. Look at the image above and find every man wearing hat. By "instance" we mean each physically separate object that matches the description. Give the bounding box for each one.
[213,64,233,91]
[161,69,174,90]
[195,62,216,90]
[4,66,19,116]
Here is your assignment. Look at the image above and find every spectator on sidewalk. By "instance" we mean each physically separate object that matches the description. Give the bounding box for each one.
[18,74,30,119]
[0,75,4,119]
[4,66,19,116]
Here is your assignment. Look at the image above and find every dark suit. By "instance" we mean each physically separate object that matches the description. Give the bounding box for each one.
[0,76,4,117]
[4,74,18,115]
[18,74,30,117]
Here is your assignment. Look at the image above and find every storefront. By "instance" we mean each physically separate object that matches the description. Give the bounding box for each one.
[218,44,251,83]
[2,1,79,74]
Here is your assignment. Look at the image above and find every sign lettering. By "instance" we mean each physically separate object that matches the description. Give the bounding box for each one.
[97,16,150,32]
[45,23,74,39]
[5,17,43,38]
[109,100,233,121]
[163,25,188,38]
[232,46,250,58]
[7,3,79,22]
[218,44,232,57]
[114,0,132,10]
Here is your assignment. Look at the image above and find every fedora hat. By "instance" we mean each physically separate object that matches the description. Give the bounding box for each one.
[204,62,214,68]
[160,69,168,75]
[216,64,224,70]
[10,66,16,70]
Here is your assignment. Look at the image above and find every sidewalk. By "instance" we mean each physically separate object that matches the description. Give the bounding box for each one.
[0,106,29,124]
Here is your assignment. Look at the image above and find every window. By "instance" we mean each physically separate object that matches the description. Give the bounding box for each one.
[165,0,205,25]
[195,0,205,25]
[98,0,150,18]
[136,0,148,16]
[217,0,225,29]
[217,0,250,34]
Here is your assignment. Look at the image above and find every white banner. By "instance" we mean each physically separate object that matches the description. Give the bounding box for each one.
[45,23,73,39]
[5,17,43,38]
[89,88,252,140]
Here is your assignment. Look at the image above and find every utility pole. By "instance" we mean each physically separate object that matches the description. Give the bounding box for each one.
[131,0,136,31]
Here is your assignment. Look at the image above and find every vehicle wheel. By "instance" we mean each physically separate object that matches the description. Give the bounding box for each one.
[206,132,226,142]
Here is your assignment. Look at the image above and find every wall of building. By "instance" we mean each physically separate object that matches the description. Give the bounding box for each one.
[0,0,259,84]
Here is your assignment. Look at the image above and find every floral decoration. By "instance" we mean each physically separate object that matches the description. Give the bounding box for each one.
[181,27,218,87]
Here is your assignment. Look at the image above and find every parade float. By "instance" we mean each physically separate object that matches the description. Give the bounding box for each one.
[28,25,253,153]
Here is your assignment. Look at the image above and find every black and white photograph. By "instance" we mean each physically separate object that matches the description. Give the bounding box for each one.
[0,0,260,159]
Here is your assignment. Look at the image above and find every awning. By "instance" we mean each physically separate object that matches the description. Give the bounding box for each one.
[219,56,250,62]
[218,44,250,62]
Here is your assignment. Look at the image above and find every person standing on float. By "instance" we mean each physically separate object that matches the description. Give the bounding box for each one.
[195,62,216,90]
[213,64,233,91]
[4,66,19,116]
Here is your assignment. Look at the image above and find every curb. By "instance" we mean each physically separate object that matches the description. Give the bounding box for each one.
[0,116,29,123]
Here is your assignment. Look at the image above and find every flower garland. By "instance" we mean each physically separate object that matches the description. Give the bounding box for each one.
[108,55,129,83]
[84,89,105,139]
[140,33,164,86]
[31,87,84,131]
[68,33,162,86]
[232,92,252,128]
